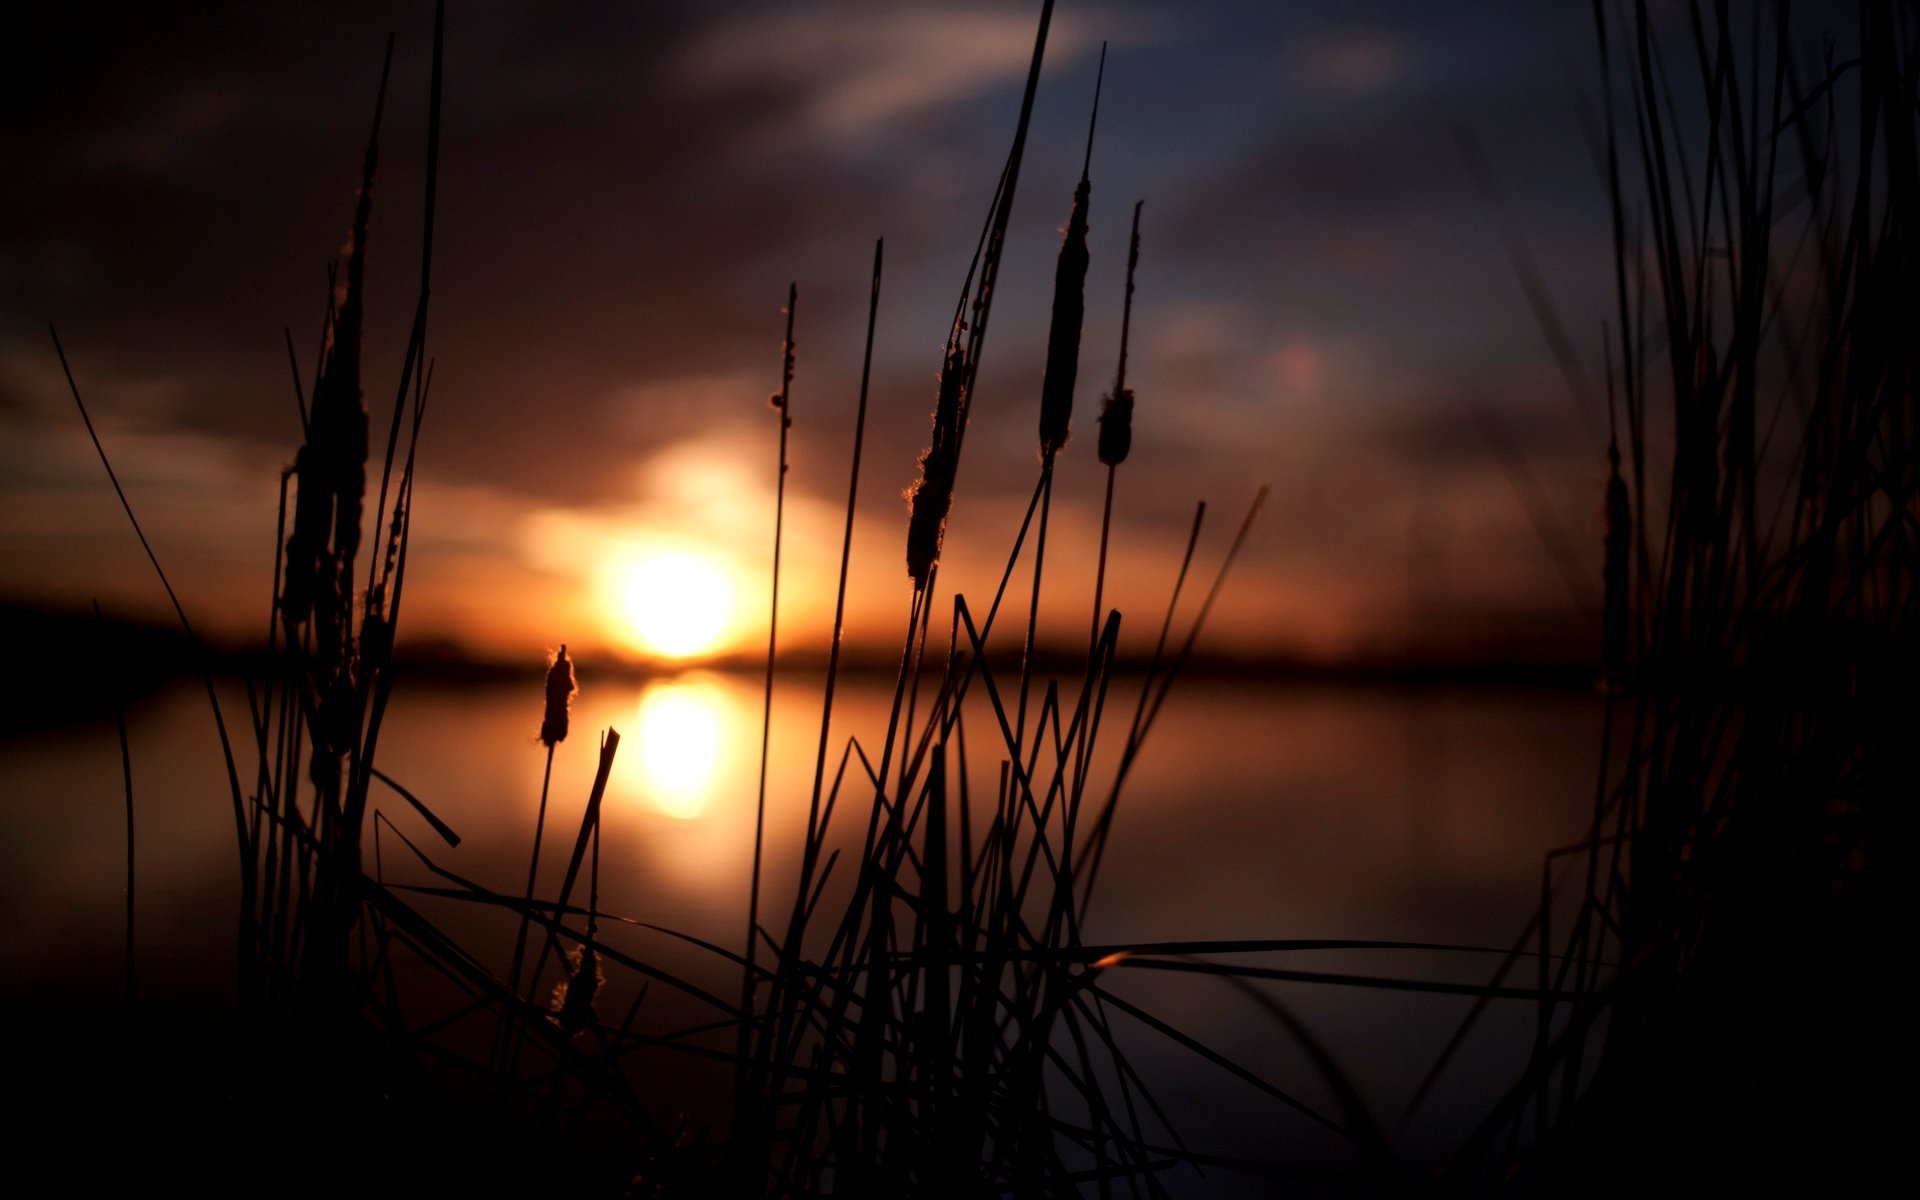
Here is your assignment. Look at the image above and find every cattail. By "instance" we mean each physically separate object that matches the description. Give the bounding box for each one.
[1097,387,1134,466]
[550,942,602,1032]
[327,58,380,579]
[282,444,326,621]
[1038,175,1090,457]
[540,644,576,747]
[906,340,967,586]
[1604,445,1631,686]
[1037,46,1106,458]
[1097,200,1144,467]
[282,65,382,624]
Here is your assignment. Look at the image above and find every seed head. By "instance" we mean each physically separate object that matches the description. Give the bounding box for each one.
[906,341,967,586]
[540,643,577,747]
[1097,387,1134,467]
[550,942,603,1032]
[1038,177,1091,458]
[1097,201,1144,468]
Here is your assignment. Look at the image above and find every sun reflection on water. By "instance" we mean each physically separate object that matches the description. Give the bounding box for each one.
[635,676,729,818]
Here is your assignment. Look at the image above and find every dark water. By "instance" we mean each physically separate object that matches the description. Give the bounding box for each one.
[0,670,1601,1189]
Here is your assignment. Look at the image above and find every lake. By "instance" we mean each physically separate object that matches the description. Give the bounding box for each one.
[0,668,1603,1191]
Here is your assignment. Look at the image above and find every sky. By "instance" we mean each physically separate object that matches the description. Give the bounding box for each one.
[2,0,1634,669]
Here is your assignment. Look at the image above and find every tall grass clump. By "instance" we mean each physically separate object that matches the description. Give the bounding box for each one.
[1433,2,1916,1189]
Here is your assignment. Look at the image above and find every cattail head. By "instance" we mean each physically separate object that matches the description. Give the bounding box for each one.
[1038,176,1091,458]
[281,444,327,621]
[1097,386,1134,466]
[540,643,577,747]
[283,183,373,627]
[1095,201,1144,469]
[317,100,377,579]
[550,942,602,1032]
[906,341,967,586]
[1603,446,1631,687]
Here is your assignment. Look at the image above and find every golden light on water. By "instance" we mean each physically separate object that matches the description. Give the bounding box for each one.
[610,546,738,658]
[635,678,728,818]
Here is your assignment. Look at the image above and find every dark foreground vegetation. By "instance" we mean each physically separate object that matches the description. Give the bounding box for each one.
[1503,2,1915,1190]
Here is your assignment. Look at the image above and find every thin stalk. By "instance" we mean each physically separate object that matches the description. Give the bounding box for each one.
[1088,467,1117,656]
[798,241,883,897]
[507,745,557,1002]
[53,327,255,986]
[95,601,135,1003]
[1012,460,1056,771]
[496,741,557,1093]
[740,282,797,1124]
[752,242,881,1178]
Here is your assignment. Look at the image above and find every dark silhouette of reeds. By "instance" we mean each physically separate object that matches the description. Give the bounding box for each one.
[1423,3,1917,1189]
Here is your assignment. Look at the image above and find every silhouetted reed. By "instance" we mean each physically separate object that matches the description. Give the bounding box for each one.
[1037,43,1103,460]
[504,642,575,1048]
[1095,200,1140,472]
[905,340,965,588]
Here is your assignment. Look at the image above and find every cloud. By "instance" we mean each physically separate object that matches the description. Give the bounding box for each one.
[675,1,1167,148]
[1292,33,1403,97]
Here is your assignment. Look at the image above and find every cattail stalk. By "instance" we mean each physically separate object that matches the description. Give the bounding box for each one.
[1091,200,1144,653]
[1037,44,1105,460]
[1017,43,1105,760]
[1080,200,1143,798]
[741,283,797,1122]
[285,37,389,641]
[507,645,574,1009]
[766,7,1054,1172]
[282,48,391,1016]
[901,0,1057,589]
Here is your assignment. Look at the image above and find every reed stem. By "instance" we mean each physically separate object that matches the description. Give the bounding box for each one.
[740,282,796,1132]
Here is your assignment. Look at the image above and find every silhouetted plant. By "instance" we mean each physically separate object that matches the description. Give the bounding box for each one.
[1433,3,1916,1189]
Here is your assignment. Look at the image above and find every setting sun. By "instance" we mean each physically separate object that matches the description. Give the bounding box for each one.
[610,547,738,658]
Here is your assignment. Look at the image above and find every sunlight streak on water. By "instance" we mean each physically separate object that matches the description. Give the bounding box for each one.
[634,676,730,818]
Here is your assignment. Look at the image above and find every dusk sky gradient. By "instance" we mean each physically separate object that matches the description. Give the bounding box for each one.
[2,1,1648,667]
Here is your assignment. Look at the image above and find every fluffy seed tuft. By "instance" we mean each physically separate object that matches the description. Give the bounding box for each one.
[540,643,577,747]
[906,341,967,585]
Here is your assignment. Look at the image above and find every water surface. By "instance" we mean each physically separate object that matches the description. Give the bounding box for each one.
[0,669,1602,1188]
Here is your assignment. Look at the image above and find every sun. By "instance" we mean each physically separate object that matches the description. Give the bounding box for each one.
[611,547,737,658]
